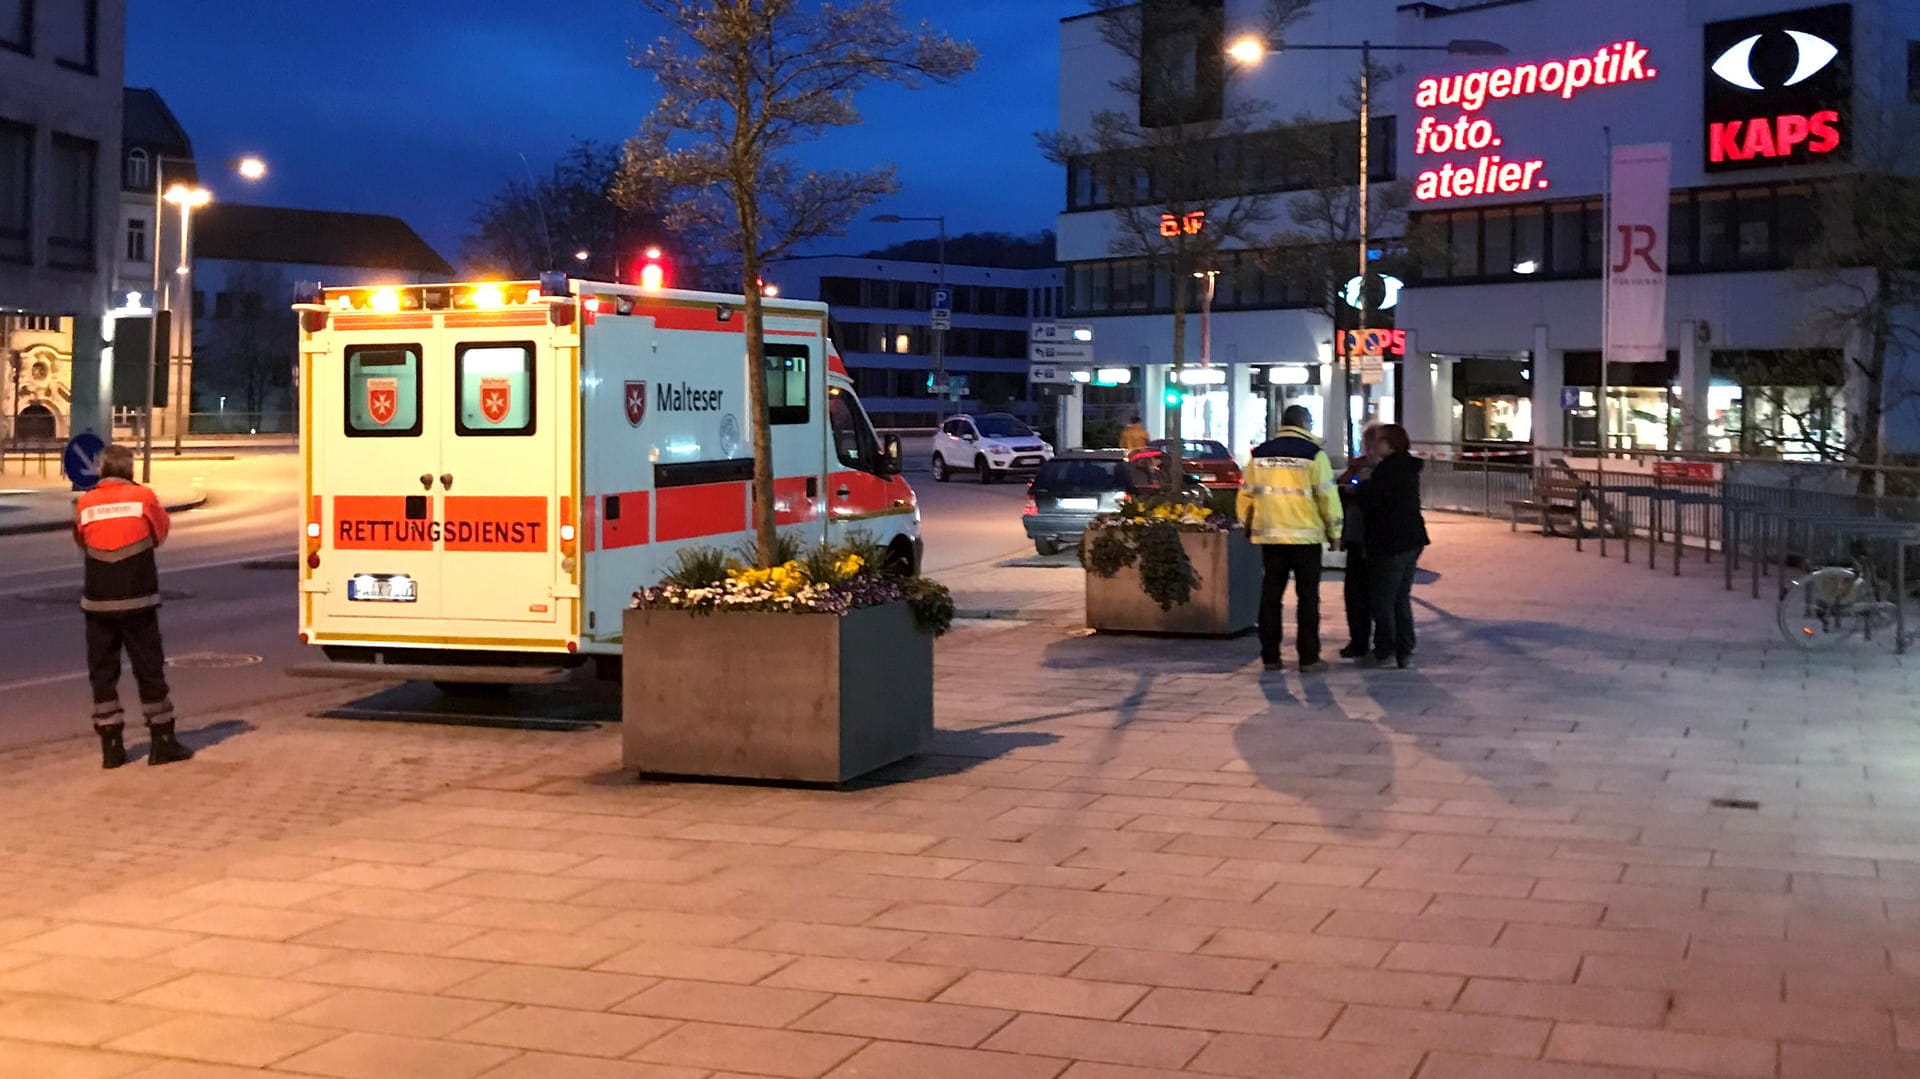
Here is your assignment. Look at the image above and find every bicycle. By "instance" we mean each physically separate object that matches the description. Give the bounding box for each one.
[1777,550,1909,650]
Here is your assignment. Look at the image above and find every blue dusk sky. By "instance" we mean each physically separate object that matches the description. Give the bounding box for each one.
[127,1,1088,268]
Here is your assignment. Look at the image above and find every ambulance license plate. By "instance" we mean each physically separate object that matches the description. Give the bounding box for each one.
[348,574,417,603]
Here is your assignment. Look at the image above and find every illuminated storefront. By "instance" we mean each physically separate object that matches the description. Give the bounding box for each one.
[1056,0,1920,459]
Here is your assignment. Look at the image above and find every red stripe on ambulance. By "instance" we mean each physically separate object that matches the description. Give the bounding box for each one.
[600,491,651,550]
[333,496,434,550]
[655,482,747,542]
[442,496,548,552]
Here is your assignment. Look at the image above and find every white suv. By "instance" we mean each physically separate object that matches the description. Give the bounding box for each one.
[931,413,1053,484]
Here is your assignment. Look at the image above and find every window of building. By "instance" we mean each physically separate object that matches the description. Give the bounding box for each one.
[49,0,92,72]
[1448,211,1480,278]
[125,217,147,263]
[1549,202,1585,275]
[455,343,535,436]
[241,292,264,319]
[765,343,810,424]
[0,0,29,52]
[819,276,860,306]
[46,133,95,269]
[1735,188,1774,264]
[1697,190,1732,266]
[1480,208,1513,279]
[214,292,233,319]
[1668,192,1695,271]
[1910,41,1920,103]
[1512,205,1545,274]
[125,148,149,190]
[345,345,422,437]
[0,120,29,262]
[192,290,204,319]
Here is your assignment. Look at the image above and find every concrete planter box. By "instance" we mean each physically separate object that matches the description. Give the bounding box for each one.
[1085,526,1261,637]
[621,601,933,784]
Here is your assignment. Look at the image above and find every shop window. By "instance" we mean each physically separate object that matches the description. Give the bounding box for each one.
[455,343,535,436]
[345,345,422,437]
[764,342,810,425]
[0,120,28,262]
[47,133,95,269]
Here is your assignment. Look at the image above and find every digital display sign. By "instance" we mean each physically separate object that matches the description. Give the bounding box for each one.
[1703,4,1852,171]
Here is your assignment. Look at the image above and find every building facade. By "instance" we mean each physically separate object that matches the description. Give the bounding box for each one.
[1056,0,1920,460]
[0,0,126,441]
[764,256,1064,428]
[189,203,451,430]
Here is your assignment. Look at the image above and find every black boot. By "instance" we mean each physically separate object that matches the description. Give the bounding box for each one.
[147,721,194,766]
[95,725,126,770]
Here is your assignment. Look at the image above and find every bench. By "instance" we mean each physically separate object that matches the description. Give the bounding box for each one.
[1509,471,1590,536]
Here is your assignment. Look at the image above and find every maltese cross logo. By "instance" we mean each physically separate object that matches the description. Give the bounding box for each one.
[625,381,647,426]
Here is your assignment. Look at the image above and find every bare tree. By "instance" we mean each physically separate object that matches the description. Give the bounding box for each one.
[195,263,295,423]
[462,140,668,280]
[1039,0,1312,486]
[1794,102,1920,479]
[618,0,975,566]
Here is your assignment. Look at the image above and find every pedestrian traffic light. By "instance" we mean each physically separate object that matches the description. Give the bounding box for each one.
[639,246,667,291]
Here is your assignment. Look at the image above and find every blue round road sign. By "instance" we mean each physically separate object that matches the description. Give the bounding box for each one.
[63,433,106,491]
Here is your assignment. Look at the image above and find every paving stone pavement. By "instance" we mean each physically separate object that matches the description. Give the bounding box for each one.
[1,513,1919,1077]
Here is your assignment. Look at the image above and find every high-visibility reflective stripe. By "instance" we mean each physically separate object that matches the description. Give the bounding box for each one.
[79,502,145,526]
[80,594,160,612]
[85,538,153,563]
[1244,486,1309,496]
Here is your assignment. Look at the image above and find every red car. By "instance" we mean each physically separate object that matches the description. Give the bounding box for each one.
[1127,439,1242,489]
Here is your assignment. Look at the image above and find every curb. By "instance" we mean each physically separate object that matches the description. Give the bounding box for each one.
[0,491,208,537]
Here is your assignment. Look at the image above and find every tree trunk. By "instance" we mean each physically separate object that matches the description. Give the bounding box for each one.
[740,255,779,567]
[1859,269,1891,496]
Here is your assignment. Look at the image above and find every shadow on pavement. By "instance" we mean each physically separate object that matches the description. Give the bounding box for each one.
[141,718,255,761]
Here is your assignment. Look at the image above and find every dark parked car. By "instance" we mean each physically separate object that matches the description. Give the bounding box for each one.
[1127,439,1242,488]
[1022,450,1208,556]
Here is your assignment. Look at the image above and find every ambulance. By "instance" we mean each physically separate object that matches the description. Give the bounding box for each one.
[289,275,920,686]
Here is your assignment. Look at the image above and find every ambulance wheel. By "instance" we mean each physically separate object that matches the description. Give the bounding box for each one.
[932,454,950,482]
[884,540,916,578]
[976,456,995,483]
[434,681,510,699]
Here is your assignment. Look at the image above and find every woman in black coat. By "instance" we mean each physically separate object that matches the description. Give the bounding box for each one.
[1356,424,1430,669]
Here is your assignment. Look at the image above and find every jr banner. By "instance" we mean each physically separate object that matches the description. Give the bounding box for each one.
[1605,142,1671,364]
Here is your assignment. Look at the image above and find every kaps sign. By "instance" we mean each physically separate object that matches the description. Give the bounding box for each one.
[1703,3,1851,171]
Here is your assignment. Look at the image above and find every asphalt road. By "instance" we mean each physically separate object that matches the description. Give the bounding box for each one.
[0,451,1034,752]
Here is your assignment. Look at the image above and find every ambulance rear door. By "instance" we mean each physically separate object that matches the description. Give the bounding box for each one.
[433,313,572,632]
[316,330,446,625]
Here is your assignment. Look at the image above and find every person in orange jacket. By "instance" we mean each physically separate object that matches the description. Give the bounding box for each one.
[72,444,193,769]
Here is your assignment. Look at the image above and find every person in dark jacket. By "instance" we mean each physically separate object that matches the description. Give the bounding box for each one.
[73,444,193,768]
[1336,425,1380,659]
[1356,424,1430,669]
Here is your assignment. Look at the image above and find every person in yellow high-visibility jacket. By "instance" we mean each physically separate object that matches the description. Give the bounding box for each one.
[1236,405,1342,673]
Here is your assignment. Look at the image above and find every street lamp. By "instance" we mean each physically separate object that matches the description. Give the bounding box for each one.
[141,154,267,478]
[1230,35,1506,455]
[871,213,948,418]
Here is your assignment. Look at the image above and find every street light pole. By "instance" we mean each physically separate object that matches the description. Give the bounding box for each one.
[1228,35,1507,458]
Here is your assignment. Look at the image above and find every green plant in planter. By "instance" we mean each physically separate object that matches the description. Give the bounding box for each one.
[636,538,956,637]
[1084,495,1231,611]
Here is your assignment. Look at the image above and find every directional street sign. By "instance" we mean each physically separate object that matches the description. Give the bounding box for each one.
[1029,341,1093,364]
[1028,363,1074,385]
[1029,322,1095,365]
[63,432,106,491]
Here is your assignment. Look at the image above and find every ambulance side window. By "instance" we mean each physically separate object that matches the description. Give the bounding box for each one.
[827,385,882,473]
[764,343,809,425]
[345,345,422,437]
[455,342,535,436]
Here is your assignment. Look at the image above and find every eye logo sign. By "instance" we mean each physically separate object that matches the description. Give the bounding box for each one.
[1703,3,1852,173]
[1711,29,1839,90]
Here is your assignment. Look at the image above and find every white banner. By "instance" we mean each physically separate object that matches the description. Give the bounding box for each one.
[1605,143,1671,364]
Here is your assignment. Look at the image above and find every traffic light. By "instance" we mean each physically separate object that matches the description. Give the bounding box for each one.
[1163,386,1183,408]
[639,246,667,291]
